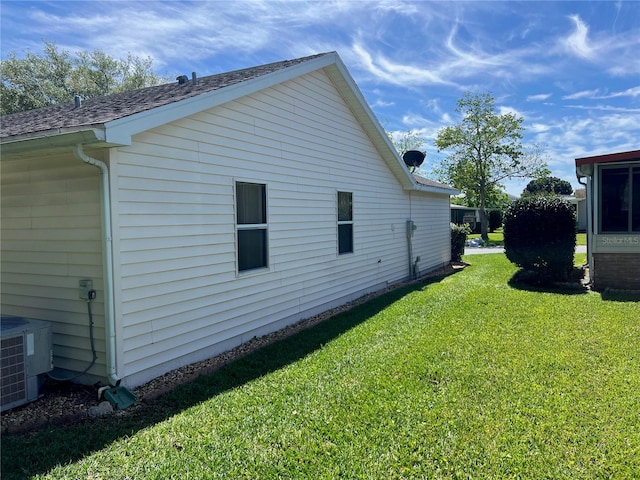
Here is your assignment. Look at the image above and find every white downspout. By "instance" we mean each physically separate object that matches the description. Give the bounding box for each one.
[74,144,120,386]
[577,171,593,286]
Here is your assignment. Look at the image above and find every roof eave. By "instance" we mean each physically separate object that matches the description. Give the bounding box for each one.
[414,183,460,196]
[575,149,640,167]
[0,127,107,155]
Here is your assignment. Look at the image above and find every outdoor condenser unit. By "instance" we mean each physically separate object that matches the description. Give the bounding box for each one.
[1,315,53,412]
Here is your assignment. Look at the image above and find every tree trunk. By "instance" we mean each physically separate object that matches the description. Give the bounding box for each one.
[480,207,489,241]
[479,192,489,241]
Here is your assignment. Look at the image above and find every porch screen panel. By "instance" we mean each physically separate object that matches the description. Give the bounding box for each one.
[601,167,630,232]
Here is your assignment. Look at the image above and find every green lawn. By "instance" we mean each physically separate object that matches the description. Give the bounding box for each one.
[3,255,639,479]
[469,230,587,247]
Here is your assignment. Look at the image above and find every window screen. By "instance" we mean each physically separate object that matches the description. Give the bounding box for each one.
[236,182,268,271]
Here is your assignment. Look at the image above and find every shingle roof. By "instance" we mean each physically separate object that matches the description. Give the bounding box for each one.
[413,173,455,191]
[0,53,330,138]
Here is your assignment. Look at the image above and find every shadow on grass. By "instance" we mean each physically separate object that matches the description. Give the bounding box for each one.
[599,289,640,302]
[1,270,458,479]
[507,268,589,295]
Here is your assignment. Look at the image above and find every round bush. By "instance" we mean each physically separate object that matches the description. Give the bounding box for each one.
[504,196,576,281]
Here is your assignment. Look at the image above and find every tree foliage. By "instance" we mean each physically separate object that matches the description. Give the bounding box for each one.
[1,41,165,115]
[387,129,426,155]
[434,92,547,240]
[522,176,573,197]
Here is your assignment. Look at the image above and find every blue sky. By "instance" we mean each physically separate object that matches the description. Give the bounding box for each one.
[2,1,639,196]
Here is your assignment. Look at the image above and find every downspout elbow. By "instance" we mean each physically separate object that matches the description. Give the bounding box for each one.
[73,144,120,387]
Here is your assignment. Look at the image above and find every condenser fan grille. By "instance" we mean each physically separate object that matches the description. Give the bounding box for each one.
[1,335,27,409]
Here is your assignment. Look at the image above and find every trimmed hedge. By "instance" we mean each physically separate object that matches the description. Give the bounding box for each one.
[451,223,471,262]
[488,210,503,232]
[504,196,576,281]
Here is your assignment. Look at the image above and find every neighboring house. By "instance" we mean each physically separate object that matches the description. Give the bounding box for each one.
[575,149,640,290]
[450,204,480,231]
[0,52,458,389]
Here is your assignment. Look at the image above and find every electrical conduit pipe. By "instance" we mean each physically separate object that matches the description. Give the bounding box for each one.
[73,144,120,386]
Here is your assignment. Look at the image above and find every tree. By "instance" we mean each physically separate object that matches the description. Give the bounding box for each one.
[434,92,547,240]
[1,41,165,115]
[522,176,573,197]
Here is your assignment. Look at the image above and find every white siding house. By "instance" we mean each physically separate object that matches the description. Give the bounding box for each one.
[1,52,457,389]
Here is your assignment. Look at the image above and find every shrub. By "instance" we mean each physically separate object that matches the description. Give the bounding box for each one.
[488,209,503,232]
[503,196,576,281]
[451,223,471,262]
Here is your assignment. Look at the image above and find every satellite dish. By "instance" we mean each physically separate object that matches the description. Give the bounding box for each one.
[402,150,425,168]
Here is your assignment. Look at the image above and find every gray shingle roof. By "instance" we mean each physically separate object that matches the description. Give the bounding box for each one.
[0,53,331,138]
[413,173,454,191]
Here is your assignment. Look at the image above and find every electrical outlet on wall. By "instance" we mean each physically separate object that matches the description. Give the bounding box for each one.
[79,279,93,300]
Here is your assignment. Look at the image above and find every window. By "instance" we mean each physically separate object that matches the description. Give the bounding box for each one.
[600,165,640,233]
[337,191,353,254]
[236,182,268,271]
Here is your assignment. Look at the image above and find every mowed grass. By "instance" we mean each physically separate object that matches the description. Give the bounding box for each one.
[468,230,587,247]
[3,255,639,479]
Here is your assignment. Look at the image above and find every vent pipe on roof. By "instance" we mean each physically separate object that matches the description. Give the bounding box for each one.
[74,95,82,108]
[192,72,198,86]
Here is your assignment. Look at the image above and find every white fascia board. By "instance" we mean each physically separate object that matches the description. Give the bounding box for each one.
[323,58,416,190]
[414,183,460,196]
[0,127,106,155]
[104,54,339,146]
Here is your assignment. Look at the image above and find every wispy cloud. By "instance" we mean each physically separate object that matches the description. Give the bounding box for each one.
[563,86,640,101]
[527,93,552,102]
[563,15,594,59]
[563,89,600,100]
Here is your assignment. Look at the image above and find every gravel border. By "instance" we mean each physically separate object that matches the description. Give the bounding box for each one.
[1,263,463,436]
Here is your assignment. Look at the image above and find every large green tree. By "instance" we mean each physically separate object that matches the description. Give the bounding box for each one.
[434,92,547,240]
[1,41,165,115]
[522,176,573,197]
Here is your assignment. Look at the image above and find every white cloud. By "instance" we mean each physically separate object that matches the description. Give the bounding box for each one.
[604,86,640,98]
[529,123,551,133]
[563,15,594,59]
[562,89,600,100]
[527,93,552,102]
[499,106,523,117]
[372,99,395,108]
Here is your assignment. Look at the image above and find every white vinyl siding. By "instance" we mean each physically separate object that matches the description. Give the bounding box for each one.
[0,153,106,378]
[112,70,426,385]
[1,64,453,390]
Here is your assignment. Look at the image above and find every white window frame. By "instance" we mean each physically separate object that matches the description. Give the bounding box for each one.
[337,191,354,255]
[235,181,269,273]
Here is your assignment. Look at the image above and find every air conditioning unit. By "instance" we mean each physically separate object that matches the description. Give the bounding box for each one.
[1,315,53,412]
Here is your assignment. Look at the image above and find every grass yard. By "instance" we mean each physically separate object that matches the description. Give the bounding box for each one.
[468,230,587,247]
[2,255,639,479]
